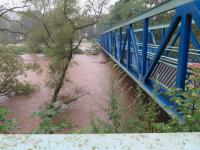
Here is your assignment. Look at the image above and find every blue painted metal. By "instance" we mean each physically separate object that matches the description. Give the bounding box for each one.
[97,0,200,120]
[170,28,180,48]
[120,30,128,63]
[129,25,141,73]
[161,28,165,39]
[176,15,192,89]
[141,18,149,79]
[190,31,200,50]
[163,28,180,56]
[127,25,131,70]
[144,15,181,80]
[150,30,157,45]
[119,27,122,61]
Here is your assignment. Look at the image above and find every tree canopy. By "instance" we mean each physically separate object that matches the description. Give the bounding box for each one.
[96,0,167,32]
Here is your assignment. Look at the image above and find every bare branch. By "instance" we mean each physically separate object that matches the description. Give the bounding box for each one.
[24,11,56,46]
[0,5,29,17]
[63,0,76,28]
[0,28,25,35]
[72,34,84,50]
[73,0,107,32]
[1,15,28,30]
[64,92,90,105]
[63,0,107,33]
[41,27,53,49]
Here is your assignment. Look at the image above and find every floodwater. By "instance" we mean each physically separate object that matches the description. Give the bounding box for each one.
[0,54,51,133]
[0,42,111,133]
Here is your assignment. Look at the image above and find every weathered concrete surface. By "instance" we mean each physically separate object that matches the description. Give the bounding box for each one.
[0,133,199,150]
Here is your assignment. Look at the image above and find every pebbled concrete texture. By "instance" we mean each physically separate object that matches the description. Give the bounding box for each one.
[0,133,199,150]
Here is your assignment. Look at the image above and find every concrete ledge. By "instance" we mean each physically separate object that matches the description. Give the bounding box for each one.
[0,133,199,150]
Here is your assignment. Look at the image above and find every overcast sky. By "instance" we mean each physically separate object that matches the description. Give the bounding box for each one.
[1,0,119,11]
[0,0,119,19]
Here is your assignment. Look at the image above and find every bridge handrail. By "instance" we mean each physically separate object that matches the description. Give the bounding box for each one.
[137,43,200,54]
[134,21,195,32]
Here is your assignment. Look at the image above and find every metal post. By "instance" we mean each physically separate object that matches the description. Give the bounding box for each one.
[142,18,149,79]
[119,27,122,61]
[161,28,165,39]
[176,14,192,89]
[128,25,132,69]
[110,32,112,54]
[114,30,118,59]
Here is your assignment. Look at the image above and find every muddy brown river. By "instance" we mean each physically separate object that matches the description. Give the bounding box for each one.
[0,42,113,133]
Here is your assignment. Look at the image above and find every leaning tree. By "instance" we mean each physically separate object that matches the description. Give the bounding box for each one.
[25,0,107,104]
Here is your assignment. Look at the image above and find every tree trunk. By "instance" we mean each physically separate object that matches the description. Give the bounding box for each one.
[51,60,70,103]
[51,39,74,104]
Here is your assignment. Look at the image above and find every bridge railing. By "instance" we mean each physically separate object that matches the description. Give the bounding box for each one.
[97,0,200,120]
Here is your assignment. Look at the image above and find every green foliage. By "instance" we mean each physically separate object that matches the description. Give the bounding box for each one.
[24,0,77,54]
[122,86,160,133]
[7,45,28,55]
[106,78,122,133]
[97,0,167,32]
[72,48,84,55]
[46,58,70,90]
[90,65,123,133]
[161,67,200,132]
[90,63,200,133]
[85,43,101,55]
[0,107,16,133]
[123,67,200,133]
[32,103,72,134]
[90,84,161,133]
[23,0,107,103]
[26,30,43,53]
[0,47,40,97]
[89,82,164,133]
[90,117,114,133]
[97,0,146,31]
[14,81,37,96]
[0,45,28,55]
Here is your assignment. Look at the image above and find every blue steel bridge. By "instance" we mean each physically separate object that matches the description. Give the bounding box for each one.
[97,0,200,120]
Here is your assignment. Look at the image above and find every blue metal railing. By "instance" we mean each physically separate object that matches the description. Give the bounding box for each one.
[97,0,200,120]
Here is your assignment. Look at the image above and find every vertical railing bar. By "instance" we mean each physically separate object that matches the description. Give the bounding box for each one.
[129,27,141,73]
[142,18,149,80]
[119,27,122,61]
[120,29,128,63]
[127,25,132,70]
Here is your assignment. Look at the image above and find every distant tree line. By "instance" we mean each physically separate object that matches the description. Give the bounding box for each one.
[96,0,168,33]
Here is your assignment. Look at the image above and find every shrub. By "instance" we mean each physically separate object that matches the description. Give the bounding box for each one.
[0,48,40,97]
[90,63,124,133]
[72,48,84,54]
[32,103,72,134]
[0,107,16,133]
[90,63,200,133]
[161,67,200,132]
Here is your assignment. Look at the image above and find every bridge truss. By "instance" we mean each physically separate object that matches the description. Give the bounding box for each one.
[97,0,200,120]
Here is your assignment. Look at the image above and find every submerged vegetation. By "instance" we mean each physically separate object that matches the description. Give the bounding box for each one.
[0,47,40,97]
[0,107,16,133]
[87,62,200,133]
[89,62,161,133]
[32,103,72,134]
